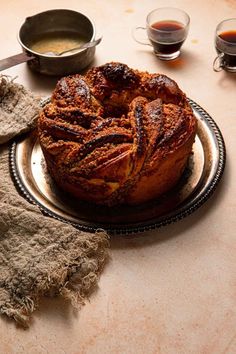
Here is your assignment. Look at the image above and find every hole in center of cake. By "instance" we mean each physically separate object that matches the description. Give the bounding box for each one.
[103,104,129,118]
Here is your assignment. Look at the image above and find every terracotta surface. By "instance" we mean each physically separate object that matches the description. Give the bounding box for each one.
[0,0,236,353]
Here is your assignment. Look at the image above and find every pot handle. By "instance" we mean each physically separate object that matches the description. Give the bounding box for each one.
[0,52,34,72]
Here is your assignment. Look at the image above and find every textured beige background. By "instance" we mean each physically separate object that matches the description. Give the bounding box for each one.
[1,0,236,353]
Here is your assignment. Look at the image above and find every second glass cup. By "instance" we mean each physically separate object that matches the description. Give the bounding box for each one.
[133,7,190,60]
[213,18,236,72]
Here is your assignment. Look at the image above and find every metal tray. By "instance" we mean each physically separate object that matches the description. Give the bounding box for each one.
[10,99,226,235]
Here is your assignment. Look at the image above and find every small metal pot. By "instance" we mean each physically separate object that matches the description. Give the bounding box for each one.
[0,9,99,76]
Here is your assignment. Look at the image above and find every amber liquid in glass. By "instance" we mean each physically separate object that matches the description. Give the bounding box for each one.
[150,20,185,54]
[216,30,236,67]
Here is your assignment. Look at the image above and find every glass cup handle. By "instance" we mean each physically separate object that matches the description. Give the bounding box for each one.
[132,26,151,46]
[213,53,224,72]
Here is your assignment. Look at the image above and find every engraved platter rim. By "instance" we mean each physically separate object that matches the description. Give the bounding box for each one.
[9,99,226,235]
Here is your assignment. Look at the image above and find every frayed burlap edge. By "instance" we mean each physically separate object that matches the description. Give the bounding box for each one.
[0,225,109,328]
[0,75,41,144]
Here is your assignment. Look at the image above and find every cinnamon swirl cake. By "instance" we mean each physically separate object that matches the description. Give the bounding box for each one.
[38,62,197,206]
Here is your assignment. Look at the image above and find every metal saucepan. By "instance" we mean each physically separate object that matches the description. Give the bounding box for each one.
[0,9,101,76]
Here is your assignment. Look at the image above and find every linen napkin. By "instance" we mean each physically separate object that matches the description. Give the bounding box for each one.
[0,76,109,327]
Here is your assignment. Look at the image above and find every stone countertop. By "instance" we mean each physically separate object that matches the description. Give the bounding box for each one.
[1,0,236,353]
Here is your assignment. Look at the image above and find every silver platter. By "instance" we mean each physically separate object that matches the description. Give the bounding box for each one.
[10,99,226,234]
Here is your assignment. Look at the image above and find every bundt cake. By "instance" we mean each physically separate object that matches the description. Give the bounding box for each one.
[38,62,197,206]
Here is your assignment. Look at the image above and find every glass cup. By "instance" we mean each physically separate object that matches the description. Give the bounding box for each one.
[213,18,236,72]
[132,7,190,60]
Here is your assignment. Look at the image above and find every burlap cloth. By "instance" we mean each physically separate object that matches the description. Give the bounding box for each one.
[0,76,109,327]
